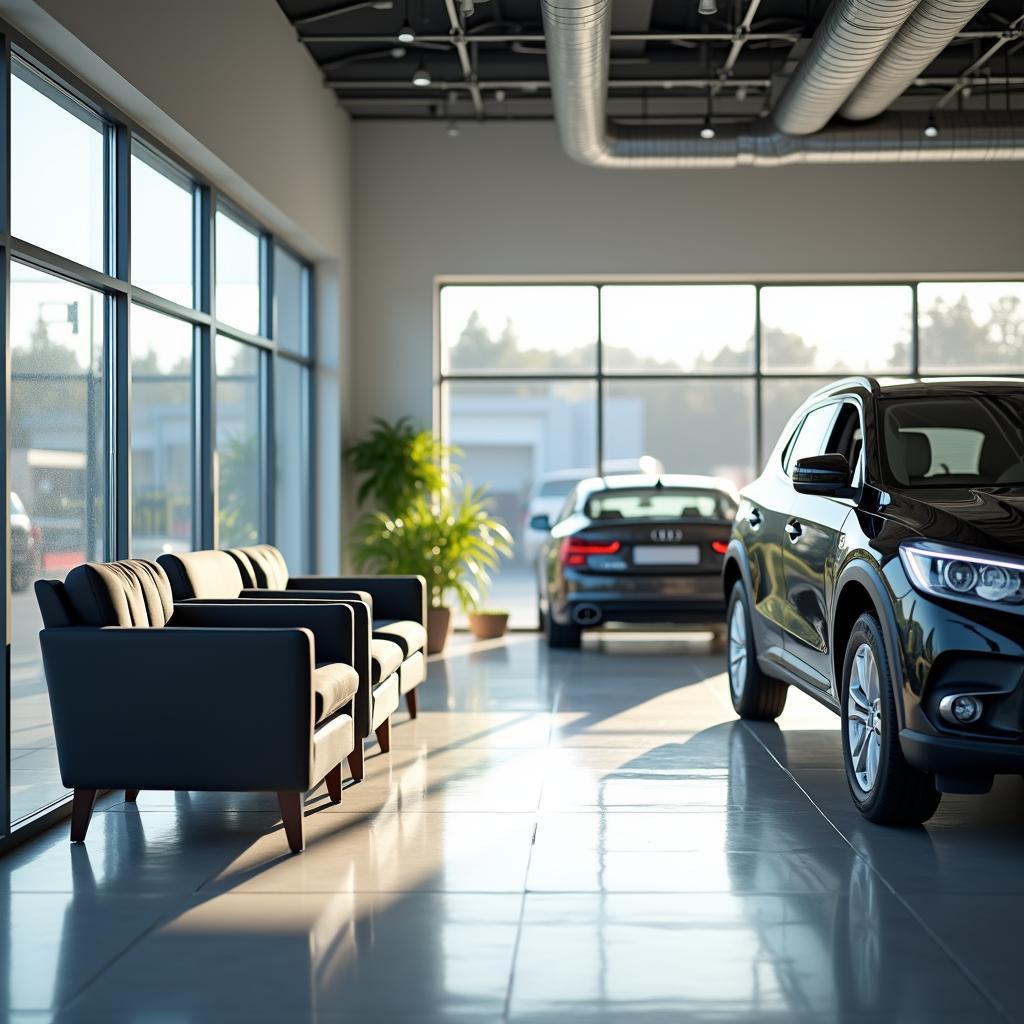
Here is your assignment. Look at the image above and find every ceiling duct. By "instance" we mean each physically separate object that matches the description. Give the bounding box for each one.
[773,0,922,135]
[841,0,991,121]
[540,0,1024,167]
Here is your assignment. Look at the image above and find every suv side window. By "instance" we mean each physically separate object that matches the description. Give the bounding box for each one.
[825,401,864,485]
[783,403,839,475]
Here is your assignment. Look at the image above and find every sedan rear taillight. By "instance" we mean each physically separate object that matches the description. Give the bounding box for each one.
[560,537,621,567]
[710,540,729,555]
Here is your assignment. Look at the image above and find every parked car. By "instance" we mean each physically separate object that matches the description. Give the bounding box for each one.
[10,491,42,592]
[724,376,1024,825]
[522,457,665,562]
[535,474,738,647]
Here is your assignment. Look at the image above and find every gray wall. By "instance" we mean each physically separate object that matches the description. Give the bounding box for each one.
[352,119,1024,435]
[1,0,353,570]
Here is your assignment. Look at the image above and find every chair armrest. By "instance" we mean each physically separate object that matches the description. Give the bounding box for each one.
[171,601,355,667]
[38,626,316,791]
[241,588,373,614]
[172,598,376,737]
[287,575,426,625]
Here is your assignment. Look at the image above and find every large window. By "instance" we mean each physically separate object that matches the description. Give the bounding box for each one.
[11,61,106,270]
[440,281,1024,627]
[9,262,106,824]
[131,306,194,559]
[131,146,195,306]
[3,52,317,837]
[216,208,262,335]
[216,337,263,548]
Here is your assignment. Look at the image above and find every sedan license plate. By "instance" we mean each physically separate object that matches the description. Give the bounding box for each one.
[633,544,700,566]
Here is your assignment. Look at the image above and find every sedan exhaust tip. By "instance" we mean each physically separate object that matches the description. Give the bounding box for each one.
[572,603,603,626]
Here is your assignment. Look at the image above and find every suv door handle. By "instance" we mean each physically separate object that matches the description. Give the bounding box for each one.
[747,507,763,528]
[785,519,803,541]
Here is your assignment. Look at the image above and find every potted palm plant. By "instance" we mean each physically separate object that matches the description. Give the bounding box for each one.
[352,485,513,654]
[345,416,453,516]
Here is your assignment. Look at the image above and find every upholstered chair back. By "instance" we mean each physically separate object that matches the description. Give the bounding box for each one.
[157,549,246,601]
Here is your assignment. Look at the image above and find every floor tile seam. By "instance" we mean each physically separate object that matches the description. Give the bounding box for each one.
[739,719,1014,1023]
[51,898,194,1014]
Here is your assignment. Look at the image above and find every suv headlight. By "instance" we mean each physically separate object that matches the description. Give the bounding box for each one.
[900,543,1024,609]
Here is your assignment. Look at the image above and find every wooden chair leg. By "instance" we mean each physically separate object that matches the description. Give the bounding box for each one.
[277,792,305,853]
[375,716,392,754]
[326,764,342,804]
[406,688,418,719]
[347,739,365,782]
[70,789,97,843]
[125,789,140,803]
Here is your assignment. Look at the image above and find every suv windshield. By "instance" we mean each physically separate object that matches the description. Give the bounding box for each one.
[880,394,1024,488]
[585,488,736,521]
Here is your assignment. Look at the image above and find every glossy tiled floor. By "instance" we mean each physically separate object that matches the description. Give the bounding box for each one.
[4,631,1024,1022]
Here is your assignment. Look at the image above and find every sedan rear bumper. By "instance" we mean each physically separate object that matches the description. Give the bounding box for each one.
[558,593,725,627]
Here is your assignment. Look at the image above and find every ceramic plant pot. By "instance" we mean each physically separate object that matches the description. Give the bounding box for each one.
[427,606,454,654]
[468,611,510,640]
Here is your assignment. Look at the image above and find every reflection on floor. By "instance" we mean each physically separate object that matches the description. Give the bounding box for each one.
[1,631,1022,1022]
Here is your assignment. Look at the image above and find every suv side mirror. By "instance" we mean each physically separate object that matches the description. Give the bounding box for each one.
[529,513,551,532]
[793,453,855,497]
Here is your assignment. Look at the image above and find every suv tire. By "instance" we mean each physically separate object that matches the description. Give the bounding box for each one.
[727,582,787,720]
[841,612,941,825]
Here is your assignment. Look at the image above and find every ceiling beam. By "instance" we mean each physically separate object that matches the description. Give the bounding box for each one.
[292,0,392,27]
[300,28,1011,45]
[935,15,1024,109]
[327,77,774,90]
[442,0,485,117]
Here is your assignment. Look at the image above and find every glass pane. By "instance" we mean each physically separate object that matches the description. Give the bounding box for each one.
[601,285,755,373]
[440,285,598,373]
[216,210,261,335]
[216,337,263,546]
[131,148,194,306]
[602,380,755,490]
[760,378,835,464]
[11,64,105,271]
[918,282,1024,373]
[275,246,308,354]
[10,262,106,825]
[131,306,193,559]
[274,357,310,571]
[760,286,912,374]
[442,380,598,627]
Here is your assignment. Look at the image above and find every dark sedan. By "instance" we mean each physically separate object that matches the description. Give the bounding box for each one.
[533,474,739,647]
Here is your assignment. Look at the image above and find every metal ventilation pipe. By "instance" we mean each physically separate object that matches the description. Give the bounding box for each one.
[540,0,1024,167]
[840,0,990,121]
[773,0,921,135]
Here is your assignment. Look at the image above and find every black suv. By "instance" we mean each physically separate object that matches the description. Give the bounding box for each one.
[723,377,1024,825]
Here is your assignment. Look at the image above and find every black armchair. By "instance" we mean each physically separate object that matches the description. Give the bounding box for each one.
[35,559,359,853]
[226,545,428,719]
[158,549,401,779]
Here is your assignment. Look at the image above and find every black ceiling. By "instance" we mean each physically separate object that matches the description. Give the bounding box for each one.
[277,0,1024,124]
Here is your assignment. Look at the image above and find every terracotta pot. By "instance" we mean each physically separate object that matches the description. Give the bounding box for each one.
[426,606,453,654]
[468,611,510,641]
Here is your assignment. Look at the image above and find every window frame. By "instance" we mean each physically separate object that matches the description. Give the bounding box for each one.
[436,278,1024,479]
[0,26,318,845]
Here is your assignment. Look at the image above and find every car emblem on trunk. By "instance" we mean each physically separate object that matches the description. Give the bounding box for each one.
[651,528,683,542]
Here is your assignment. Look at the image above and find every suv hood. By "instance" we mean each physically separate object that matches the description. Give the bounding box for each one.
[885,487,1024,556]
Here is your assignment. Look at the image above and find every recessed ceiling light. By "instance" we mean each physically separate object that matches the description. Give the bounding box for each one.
[412,64,432,87]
